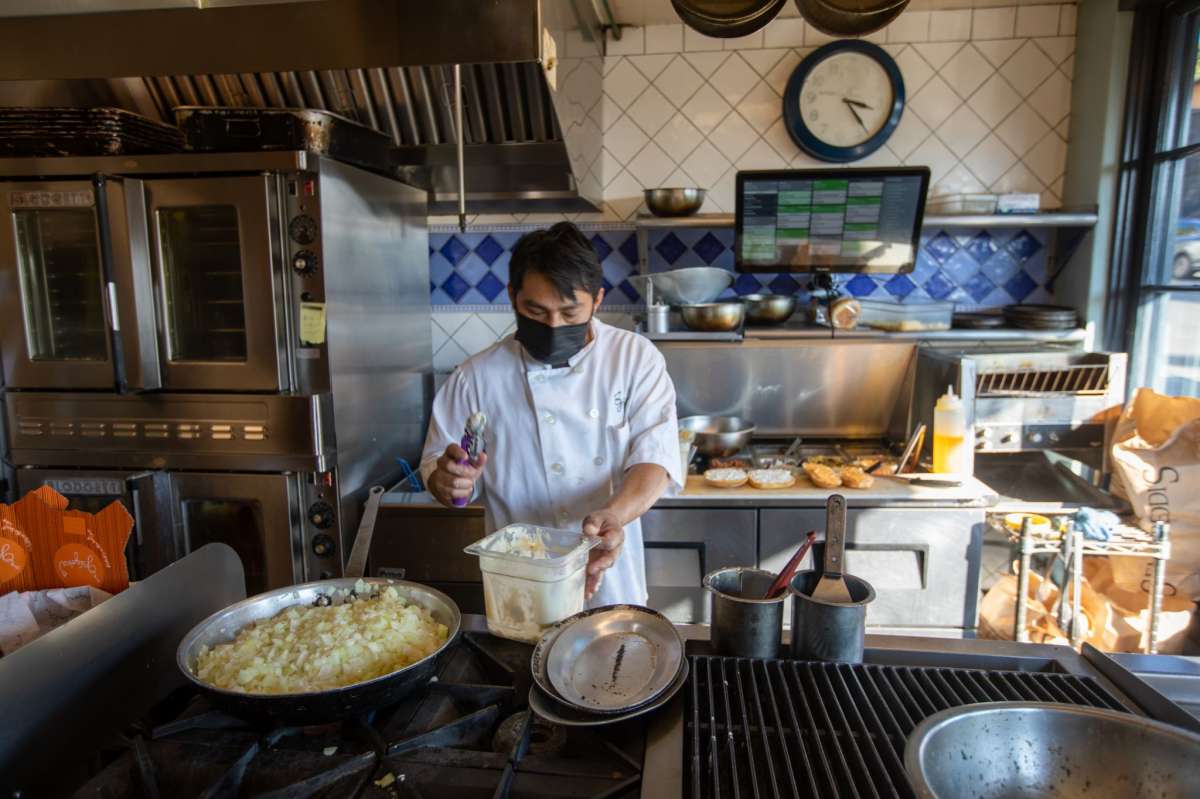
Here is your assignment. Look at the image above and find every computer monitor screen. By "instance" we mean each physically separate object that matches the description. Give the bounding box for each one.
[735,167,930,273]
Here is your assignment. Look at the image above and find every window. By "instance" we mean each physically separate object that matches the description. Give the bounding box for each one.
[1127,2,1200,397]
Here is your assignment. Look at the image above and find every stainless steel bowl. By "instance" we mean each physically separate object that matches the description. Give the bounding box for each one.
[905,702,1200,799]
[631,267,734,305]
[742,293,797,325]
[678,415,756,457]
[644,187,705,217]
[679,301,745,332]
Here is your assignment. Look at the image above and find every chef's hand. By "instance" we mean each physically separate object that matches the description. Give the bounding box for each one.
[582,509,625,599]
[428,443,488,507]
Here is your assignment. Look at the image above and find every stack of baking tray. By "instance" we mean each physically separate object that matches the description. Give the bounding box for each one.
[0,107,183,156]
[174,107,394,175]
[1003,303,1079,330]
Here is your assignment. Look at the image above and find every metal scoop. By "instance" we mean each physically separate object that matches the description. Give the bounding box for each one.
[810,494,853,604]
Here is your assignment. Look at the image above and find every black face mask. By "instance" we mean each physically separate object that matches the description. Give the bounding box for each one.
[515,312,590,364]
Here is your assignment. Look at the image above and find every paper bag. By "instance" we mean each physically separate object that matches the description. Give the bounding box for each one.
[1110,388,1200,600]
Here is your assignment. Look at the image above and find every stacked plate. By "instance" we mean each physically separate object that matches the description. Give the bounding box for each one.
[1002,304,1079,330]
[528,604,687,727]
[0,108,184,157]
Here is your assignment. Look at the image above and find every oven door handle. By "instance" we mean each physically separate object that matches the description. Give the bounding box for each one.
[125,470,179,580]
[101,176,162,392]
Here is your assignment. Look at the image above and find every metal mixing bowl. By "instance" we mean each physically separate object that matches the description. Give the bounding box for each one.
[678,415,756,457]
[679,301,745,332]
[631,267,734,306]
[644,187,705,217]
[905,702,1200,799]
[742,293,797,325]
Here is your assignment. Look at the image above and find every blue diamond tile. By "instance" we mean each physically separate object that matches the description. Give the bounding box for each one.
[439,235,470,266]
[431,287,455,306]
[923,231,958,264]
[430,255,454,287]
[456,254,490,287]
[489,255,511,284]
[768,274,801,295]
[475,271,507,302]
[655,232,688,265]
[602,278,614,293]
[439,272,471,303]
[844,274,878,297]
[460,288,489,305]
[429,244,435,257]
[979,249,1021,285]
[964,231,998,264]
[590,234,613,263]
[618,233,639,267]
[942,250,981,286]
[617,279,640,302]
[1003,269,1038,302]
[693,232,727,265]
[602,258,635,288]
[963,271,996,303]
[734,273,767,295]
[474,234,505,266]
[884,273,916,299]
[1007,230,1042,262]
[923,270,957,300]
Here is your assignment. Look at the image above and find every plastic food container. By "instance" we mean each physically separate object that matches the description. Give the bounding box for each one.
[857,300,954,332]
[464,524,599,643]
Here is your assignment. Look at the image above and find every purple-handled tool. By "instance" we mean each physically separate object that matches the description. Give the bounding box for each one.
[453,412,487,507]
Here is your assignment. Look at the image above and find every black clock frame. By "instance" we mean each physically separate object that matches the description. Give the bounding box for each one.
[783,39,906,163]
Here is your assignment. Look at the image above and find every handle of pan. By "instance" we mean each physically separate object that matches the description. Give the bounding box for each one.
[823,494,847,579]
[344,485,386,579]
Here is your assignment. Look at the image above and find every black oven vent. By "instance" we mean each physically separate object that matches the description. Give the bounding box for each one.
[685,655,1127,799]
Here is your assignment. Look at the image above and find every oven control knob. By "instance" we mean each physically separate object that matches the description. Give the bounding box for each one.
[1001,433,1016,444]
[288,214,317,245]
[311,533,335,558]
[308,501,335,529]
[292,250,319,276]
[1029,432,1044,444]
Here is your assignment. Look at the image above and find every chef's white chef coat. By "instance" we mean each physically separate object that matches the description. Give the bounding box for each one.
[420,318,684,607]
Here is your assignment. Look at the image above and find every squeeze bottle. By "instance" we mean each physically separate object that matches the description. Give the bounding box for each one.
[933,386,971,474]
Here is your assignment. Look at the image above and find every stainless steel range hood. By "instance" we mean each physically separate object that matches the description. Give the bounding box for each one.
[0,0,605,213]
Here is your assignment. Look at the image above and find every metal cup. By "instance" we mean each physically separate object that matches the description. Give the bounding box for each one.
[703,567,785,658]
[788,570,875,663]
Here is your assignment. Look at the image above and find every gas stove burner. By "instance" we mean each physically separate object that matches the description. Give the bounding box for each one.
[492,711,567,757]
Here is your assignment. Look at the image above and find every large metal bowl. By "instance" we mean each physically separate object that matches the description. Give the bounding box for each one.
[678,415,755,457]
[679,301,745,332]
[742,293,797,325]
[905,702,1200,799]
[644,187,705,217]
[177,577,461,723]
[631,267,734,305]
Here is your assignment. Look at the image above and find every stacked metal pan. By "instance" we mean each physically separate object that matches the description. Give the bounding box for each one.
[0,108,183,156]
[528,604,687,726]
[1002,303,1080,330]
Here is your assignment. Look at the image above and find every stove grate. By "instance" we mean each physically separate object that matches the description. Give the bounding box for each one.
[685,655,1127,799]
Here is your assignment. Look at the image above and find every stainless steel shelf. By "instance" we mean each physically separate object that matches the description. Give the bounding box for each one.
[635,211,1100,230]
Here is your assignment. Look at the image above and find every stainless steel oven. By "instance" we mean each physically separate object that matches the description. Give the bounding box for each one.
[1,152,433,591]
[14,466,334,596]
[1,169,312,393]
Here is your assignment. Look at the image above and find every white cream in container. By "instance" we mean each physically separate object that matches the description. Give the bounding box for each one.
[464,524,600,643]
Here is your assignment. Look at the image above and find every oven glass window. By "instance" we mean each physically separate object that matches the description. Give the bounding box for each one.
[158,206,248,362]
[14,209,107,361]
[183,499,266,594]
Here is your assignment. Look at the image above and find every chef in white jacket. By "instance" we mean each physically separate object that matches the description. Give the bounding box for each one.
[420,222,683,606]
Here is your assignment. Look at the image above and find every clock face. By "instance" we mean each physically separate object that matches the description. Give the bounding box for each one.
[798,52,895,149]
[782,40,905,163]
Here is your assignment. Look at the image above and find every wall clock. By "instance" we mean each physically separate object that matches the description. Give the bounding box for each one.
[783,39,905,163]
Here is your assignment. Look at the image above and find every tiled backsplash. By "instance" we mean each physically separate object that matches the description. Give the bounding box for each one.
[431,5,1077,229]
[428,222,1053,370]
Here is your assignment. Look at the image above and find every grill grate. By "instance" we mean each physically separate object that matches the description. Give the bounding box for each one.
[975,363,1110,396]
[685,655,1128,799]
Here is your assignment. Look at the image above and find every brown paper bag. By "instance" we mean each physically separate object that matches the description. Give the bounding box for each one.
[1110,388,1200,600]
[1086,557,1196,654]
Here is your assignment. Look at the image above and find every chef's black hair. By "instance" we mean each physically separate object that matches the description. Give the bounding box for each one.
[508,222,604,300]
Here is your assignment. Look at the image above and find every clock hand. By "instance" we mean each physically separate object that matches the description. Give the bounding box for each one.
[844,98,874,110]
[842,99,869,133]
